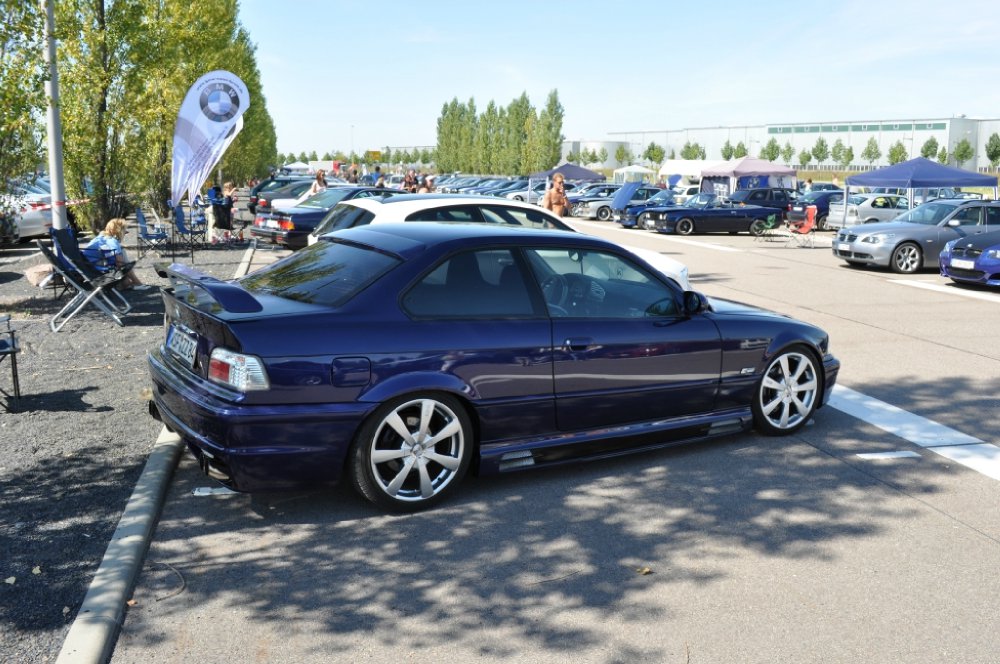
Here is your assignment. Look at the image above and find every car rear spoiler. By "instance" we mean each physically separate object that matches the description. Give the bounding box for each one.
[155,262,263,313]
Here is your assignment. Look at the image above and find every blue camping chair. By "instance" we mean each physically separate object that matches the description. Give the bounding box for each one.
[135,207,170,258]
[172,204,207,258]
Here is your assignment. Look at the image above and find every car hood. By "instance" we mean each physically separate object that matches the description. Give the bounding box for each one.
[838,220,924,234]
[707,296,789,319]
[947,230,1000,250]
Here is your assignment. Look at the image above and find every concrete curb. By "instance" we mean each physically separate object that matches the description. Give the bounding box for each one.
[234,243,256,278]
[56,427,185,664]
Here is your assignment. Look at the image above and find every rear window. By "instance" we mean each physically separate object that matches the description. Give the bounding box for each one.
[728,191,750,202]
[239,240,400,306]
[297,188,354,209]
[313,203,376,235]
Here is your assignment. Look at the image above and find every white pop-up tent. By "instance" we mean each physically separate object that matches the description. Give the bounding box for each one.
[613,164,655,183]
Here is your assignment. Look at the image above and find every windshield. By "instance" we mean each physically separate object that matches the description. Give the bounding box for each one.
[297,187,355,209]
[890,201,961,225]
[684,193,716,208]
[647,190,675,204]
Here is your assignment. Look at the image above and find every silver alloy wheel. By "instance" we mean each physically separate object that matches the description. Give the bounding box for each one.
[367,397,466,504]
[638,212,652,229]
[676,218,694,235]
[756,350,818,433]
[891,243,921,273]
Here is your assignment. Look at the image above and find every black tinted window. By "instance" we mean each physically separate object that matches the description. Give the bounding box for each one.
[403,249,534,318]
[405,206,482,222]
[314,204,376,235]
[240,241,399,306]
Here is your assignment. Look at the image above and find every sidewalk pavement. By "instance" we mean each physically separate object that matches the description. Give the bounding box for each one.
[55,242,290,664]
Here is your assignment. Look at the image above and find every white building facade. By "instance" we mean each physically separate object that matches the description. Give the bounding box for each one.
[589,117,1000,172]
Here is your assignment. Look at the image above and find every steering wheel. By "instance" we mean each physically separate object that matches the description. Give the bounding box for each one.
[540,273,568,309]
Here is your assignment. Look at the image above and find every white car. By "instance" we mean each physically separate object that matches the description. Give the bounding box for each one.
[306,194,691,290]
[1,193,52,243]
[827,193,909,230]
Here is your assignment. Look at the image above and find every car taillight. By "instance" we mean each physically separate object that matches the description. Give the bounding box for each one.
[259,200,269,208]
[208,348,269,391]
[278,219,294,230]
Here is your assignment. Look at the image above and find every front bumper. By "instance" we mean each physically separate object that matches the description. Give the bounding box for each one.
[940,252,1000,286]
[831,232,891,266]
[148,347,375,492]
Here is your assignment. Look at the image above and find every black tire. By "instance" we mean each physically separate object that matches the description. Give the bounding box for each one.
[816,214,828,231]
[596,206,612,221]
[512,195,523,202]
[750,220,766,236]
[675,218,694,235]
[637,212,652,230]
[752,346,820,436]
[350,393,473,512]
[890,242,922,274]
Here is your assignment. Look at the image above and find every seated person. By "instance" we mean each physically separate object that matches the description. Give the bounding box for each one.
[84,218,145,289]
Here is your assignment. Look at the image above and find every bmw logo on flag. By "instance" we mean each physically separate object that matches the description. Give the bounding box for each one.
[200,82,240,122]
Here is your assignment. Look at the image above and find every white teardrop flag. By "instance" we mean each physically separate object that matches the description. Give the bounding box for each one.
[170,70,250,206]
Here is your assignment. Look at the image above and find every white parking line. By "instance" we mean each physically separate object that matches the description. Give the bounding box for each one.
[572,220,741,252]
[829,385,1000,481]
[890,279,1000,303]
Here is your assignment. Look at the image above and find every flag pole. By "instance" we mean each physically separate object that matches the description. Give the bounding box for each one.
[42,0,68,231]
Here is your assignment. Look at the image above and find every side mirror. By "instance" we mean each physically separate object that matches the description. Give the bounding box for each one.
[947,219,960,227]
[682,291,709,316]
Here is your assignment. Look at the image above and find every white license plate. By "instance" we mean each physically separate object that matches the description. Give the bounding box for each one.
[167,324,198,368]
[838,243,851,251]
[950,258,975,270]
[792,206,803,212]
[265,219,279,229]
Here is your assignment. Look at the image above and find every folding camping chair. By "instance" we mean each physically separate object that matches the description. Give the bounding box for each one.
[172,204,207,259]
[0,314,20,411]
[52,226,136,276]
[752,214,782,242]
[36,240,132,332]
[135,207,170,258]
[785,215,817,248]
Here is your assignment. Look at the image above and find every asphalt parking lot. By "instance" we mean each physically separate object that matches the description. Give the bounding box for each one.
[106,221,1000,663]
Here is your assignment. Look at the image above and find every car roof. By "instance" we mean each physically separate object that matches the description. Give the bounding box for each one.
[331,221,599,254]
[337,193,564,217]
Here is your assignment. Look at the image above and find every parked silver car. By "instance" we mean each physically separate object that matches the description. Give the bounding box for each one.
[826,193,909,230]
[832,199,1000,273]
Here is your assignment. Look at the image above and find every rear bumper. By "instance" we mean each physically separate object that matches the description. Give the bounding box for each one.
[148,347,374,492]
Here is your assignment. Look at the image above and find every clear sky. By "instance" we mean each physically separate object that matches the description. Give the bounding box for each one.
[238,0,1000,156]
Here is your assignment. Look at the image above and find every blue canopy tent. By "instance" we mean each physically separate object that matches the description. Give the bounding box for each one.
[841,157,998,225]
[529,162,605,181]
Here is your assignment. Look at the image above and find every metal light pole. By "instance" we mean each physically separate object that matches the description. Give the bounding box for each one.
[42,0,68,230]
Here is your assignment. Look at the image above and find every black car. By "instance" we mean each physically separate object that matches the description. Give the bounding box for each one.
[253,179,319,215]
[251,186,401,250]
[728,188,799,219]
[787,190,844,231]
[248,175,312,214]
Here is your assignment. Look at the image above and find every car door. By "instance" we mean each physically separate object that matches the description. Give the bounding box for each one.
[525,246,722,431]
[704,200,739,232]
[931,205,985,255]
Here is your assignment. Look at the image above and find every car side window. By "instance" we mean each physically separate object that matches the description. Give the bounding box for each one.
[405,206,483,222]
[951,206,982,226]
[895,198,909,209]
[525,248,678,319]
[402,249,535,318]
[986,208,1000,226]
[749,191,766,202]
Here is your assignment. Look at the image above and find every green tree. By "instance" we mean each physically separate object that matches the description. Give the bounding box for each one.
[475,100,501,173]
[953,138,974,167]
[780,141,795,164]
[308,150,318,161]
[720,139,734,160]
[298,151,308,163]
[614,144,632,166]
[811,137,830,165]
[830,139,845,165]
[840,146,854,169]
[985,133,1000,169]
[501,92,534,174]
[322,151,334,161]
[734,141,748,158]
[583,148,599,165]
[937,146,948,164]
[887,140,908,165]
[798,149,812,167]
[861,138,881,166]
[564,151,578,164]
[920,137,939,159]
[535,90,564,171]
[0,0,44,211]
[643,141,665,167]
[680,141,703,160]
[761,137,781,162]
[598,147,608,164]
[520,109,544,173]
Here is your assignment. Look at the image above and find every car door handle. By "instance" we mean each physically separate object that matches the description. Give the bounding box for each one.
[564,337,594,351]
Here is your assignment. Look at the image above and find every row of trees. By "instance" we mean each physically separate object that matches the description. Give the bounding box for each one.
[434,91,564,175]
[623,134,1000,172]
[1,0,278,230]
[276,148,437,168]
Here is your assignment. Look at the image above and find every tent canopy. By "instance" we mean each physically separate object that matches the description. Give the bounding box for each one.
[613,164,654,183]
[529,162,605,181]
[658,159,723,180]
[701,157,795,177]
[845,157,997,188]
